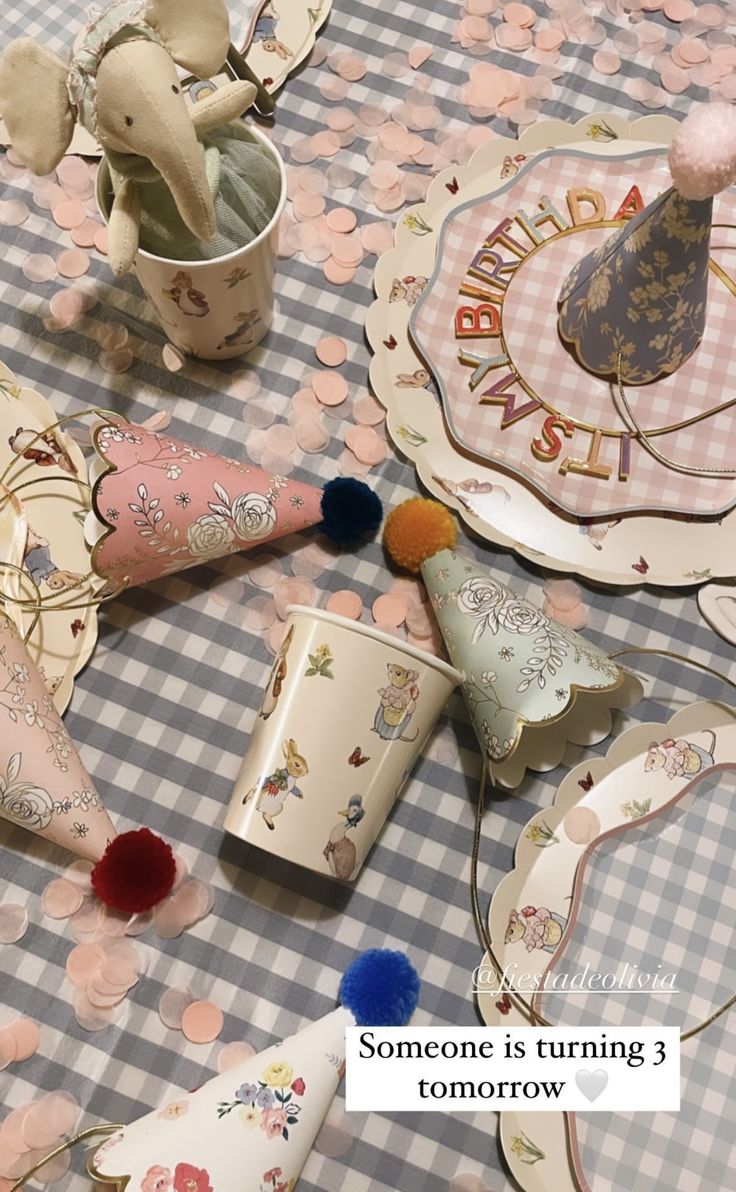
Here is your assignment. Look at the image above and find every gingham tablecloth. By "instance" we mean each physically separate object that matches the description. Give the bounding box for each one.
[1,3,736,1191]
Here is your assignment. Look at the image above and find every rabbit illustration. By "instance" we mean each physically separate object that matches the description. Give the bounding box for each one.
[323,795,365,881]
[259,624,294,721]
[243,737,308,829]
[389,275,428,306]
[162,270,209,317]
[24,525,84,593]
[644,732,716,780]
[373,663,420,742]
[395,368,431,389]
[255,3,292,59]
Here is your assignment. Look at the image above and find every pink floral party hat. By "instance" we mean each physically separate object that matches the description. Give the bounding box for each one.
[0,613,179,912]
[87,420,382,589]
[0,611,115,863]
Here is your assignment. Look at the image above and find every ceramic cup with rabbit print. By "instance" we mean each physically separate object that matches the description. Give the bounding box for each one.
[224,606,462,880]
[96,122,286,360]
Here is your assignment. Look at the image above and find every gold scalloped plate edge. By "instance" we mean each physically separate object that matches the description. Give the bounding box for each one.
[0,361,98,714]
[477,699,736,1191]
[367,113,736,588]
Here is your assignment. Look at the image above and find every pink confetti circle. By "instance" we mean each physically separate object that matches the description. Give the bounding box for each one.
[266,619,290,655]
[449,1176,487,1192]
[315,1106,354,1157]
[372,593,409,627]
[56,156,92,190]
[57,249,90,278]
[181,1000,223,1044]
[34,1147,71,1184]
[22,254,56,284]
[312,370,348,406]
[66,943,105,987]
[326,589,363,619]
[242,596,277,632]
[250,554,283,590]
[326,207,358,234]
[564,806,601,844]
[315,335,347,366]
[0,904,28,944]
[592,49,621,74]
[345,424,387,466]
[0,200,28,226]
[360,221,394,255]
[294,415,330,453]
[42,878,83,919]
[273,576,317,619]
[99,347,134,373]
[5,1019,40,1062]
[158,985,195,1030]
[52,198,85,230]
[217,1041,256,1073]
[71,218,101,247]
[93,226,109,254]
[163,343,185,371]
[405,602,435,638]
[353,394,386,426]
[323,257,356,286]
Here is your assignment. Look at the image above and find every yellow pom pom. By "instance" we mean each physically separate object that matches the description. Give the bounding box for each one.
[383,498,457,573]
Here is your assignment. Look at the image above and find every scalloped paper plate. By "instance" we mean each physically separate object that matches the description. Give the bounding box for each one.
[367,113,736,587]
[474,700,736,1192]
[233,0,332,95]
[0,362,97,713]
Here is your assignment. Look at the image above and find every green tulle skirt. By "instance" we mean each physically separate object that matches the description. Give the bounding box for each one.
[109,122,282,261]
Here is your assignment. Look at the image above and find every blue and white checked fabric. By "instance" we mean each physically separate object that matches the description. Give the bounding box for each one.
[1,3,736,1191]
[572,1012,736,1192]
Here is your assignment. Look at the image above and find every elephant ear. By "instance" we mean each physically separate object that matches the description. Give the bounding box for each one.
[144,0,230,78]
[0,39,75,175]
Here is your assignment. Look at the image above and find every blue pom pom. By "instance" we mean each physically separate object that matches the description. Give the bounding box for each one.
[340,949,420,1027]
[319,478,383,546]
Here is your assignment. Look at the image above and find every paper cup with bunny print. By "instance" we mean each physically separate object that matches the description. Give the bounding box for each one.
[224,606,462,880]
[95,122,286,360]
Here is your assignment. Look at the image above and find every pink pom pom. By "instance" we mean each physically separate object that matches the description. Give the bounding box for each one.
[669,103,736,200]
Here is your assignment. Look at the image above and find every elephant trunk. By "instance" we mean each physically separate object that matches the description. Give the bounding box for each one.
[95,42,218,245]
[153,129,216,244]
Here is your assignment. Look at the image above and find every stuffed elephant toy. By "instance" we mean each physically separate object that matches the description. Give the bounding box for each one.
[0,0,280,275]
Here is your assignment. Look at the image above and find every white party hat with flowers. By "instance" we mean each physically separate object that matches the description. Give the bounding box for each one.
[88,951,420,1192]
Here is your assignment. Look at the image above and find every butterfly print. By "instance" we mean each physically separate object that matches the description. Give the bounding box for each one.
[383,334,397,350]
[632,556,649,575]
[71,619,85,638]
[496,993,511,1015]
[445,176,459,194]
[578,771,594,792]
[348,746,370,768]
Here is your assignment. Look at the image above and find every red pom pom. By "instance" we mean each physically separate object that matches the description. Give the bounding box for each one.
[91,828,176,913]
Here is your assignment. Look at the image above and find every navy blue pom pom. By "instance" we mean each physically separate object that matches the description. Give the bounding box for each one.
[319,478,383,546]
[340,949,420,1027]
